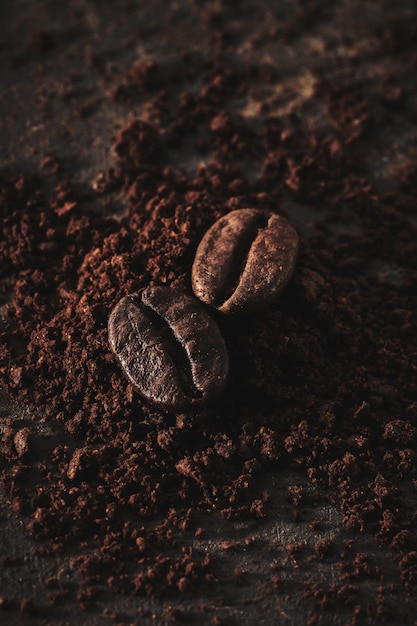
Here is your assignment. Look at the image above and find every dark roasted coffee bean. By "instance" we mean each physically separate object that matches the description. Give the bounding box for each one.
[108,286,229,411]
[191,208,299,314]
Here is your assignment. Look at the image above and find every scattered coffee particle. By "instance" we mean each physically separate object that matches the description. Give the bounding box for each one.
[221,540,237,552]
[13,427,32,458]
[382,420,417,445]
[314,538,334,560]
[177,577,189,593]
[19,598,35,615]
[233,568,247,586]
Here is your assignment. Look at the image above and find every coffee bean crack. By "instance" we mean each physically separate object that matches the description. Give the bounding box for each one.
[211,210,270,307]
[135,296,203,400]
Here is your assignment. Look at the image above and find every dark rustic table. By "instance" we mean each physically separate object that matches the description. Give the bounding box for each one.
[1,1,417,625]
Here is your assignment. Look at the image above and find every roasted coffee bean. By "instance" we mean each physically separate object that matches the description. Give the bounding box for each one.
[108,286,229,411]
[191,208,299,314]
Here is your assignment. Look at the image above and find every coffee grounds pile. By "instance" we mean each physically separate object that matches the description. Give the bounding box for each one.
[1,1,417,623]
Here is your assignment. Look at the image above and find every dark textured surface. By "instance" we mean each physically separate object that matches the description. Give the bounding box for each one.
[1,1,417,625]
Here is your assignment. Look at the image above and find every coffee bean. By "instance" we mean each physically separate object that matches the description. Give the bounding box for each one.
[191,208,299,314]
[108,286,229,411]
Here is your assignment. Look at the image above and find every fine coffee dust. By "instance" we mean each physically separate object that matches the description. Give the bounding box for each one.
[1,4,417,624]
